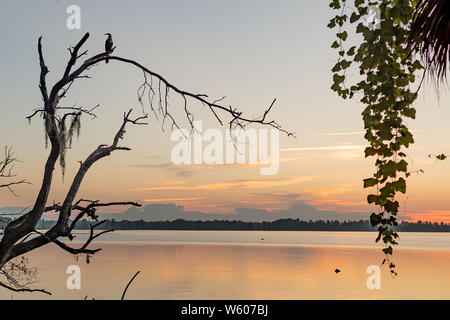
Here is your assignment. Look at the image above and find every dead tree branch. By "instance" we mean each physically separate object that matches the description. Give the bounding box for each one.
[121,271,140,300]
[0,281,51,296]
[0,147,30,196]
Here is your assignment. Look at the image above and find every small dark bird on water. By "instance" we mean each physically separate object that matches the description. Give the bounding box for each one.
[334,268,341,274]
[104,33,113,63]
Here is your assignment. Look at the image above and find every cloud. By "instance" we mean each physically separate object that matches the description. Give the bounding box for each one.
[281,145,364,152]
[131,162,199,177]
[403,210,450,223]
[98,201,386,222]
[143,197,204,202]
[314,131,364,136]
[129,176,316,192]
[159,181,185,186]
[307,199,367,208]
[300,186,353,198]
[302,129,422,137]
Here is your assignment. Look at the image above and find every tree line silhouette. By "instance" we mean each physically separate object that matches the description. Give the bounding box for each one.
[19,218,450,232]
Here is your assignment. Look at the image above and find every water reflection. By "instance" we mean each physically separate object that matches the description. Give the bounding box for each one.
[2,242,450,299]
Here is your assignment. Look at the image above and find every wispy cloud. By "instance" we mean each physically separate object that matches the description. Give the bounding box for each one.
[301,186,353,197]
[143,180,185,186]
[143,197,204,202]
[160,180,185,186]
[307,199,367,208]
[403,210,450,222]
[314,131,364,136]
[131,162,199,177]
[281,145,364,152]
[129,176,316,192]
[303,129,423,137]
[331,149,364,159]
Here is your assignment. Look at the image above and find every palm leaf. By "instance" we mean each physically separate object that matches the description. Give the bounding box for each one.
[409,0,450,82]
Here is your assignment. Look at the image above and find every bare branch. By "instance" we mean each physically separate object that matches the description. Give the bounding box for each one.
[35,32,294,137]
[0,147,30,196]
[0,280,51,296]
[0,257,51,295]
[121,271,140,300]
[103,55,295,137]
[37,37,49,105]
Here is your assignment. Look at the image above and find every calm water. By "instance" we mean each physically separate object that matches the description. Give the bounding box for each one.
[3,231,450,300]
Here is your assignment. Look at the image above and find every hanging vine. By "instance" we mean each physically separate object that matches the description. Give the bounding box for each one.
[328,0,423,274]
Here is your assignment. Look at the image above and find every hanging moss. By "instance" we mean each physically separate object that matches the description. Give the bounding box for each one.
[42,112,82,179]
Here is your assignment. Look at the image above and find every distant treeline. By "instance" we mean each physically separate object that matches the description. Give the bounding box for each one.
[28,218,450,232]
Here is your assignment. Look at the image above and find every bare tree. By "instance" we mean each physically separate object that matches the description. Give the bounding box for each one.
[0,32,292,293]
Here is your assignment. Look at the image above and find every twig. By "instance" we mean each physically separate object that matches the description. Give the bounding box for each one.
[121,271,140,300]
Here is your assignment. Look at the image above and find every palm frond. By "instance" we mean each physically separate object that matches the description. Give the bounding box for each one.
[409,0,450,82]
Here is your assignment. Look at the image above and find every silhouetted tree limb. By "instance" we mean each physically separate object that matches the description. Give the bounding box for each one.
[0,281,51,296]
[0,147,30,196]
[27,33,294,137]
[84,270,140,300]
[121,271,140,300]
[0,256,50,295]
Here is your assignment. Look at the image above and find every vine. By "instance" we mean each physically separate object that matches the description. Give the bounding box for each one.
[429,153,448,161]
[328,0,423,274]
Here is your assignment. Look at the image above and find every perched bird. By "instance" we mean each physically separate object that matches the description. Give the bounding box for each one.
[104,33,113,63]
[334,268,341,274]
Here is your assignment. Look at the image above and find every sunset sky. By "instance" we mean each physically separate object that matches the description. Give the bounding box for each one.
[1,0,450,222]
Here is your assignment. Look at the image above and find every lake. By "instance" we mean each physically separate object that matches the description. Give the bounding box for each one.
[2,230,450,299]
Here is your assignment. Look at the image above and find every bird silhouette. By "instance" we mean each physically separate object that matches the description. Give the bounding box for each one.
[334,268,341,274]
[104,33,113,64]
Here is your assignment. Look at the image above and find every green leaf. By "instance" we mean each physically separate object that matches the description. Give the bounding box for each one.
[327,19,337,29]
[383,246,393,255]
[412,60,423,70]
[380,160,397,177]
[370,213,381,227]
[403,108,416,119]
[397,130,414,147]
[393,178,406,193]
[333,74,345,84]
[329,0,341,9]
[350,12,360,23]
[347,46,356,56]
[340,60,351,68]
[396,160,407,172]
[363,178,378,188]
[331,62,342,72]
[367,194,378,204]
[337,31,348,41]
[364,147,377,157]
[385,200,399,213]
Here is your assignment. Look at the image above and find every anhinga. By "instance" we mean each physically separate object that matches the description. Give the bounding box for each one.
[104,33,113,64]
